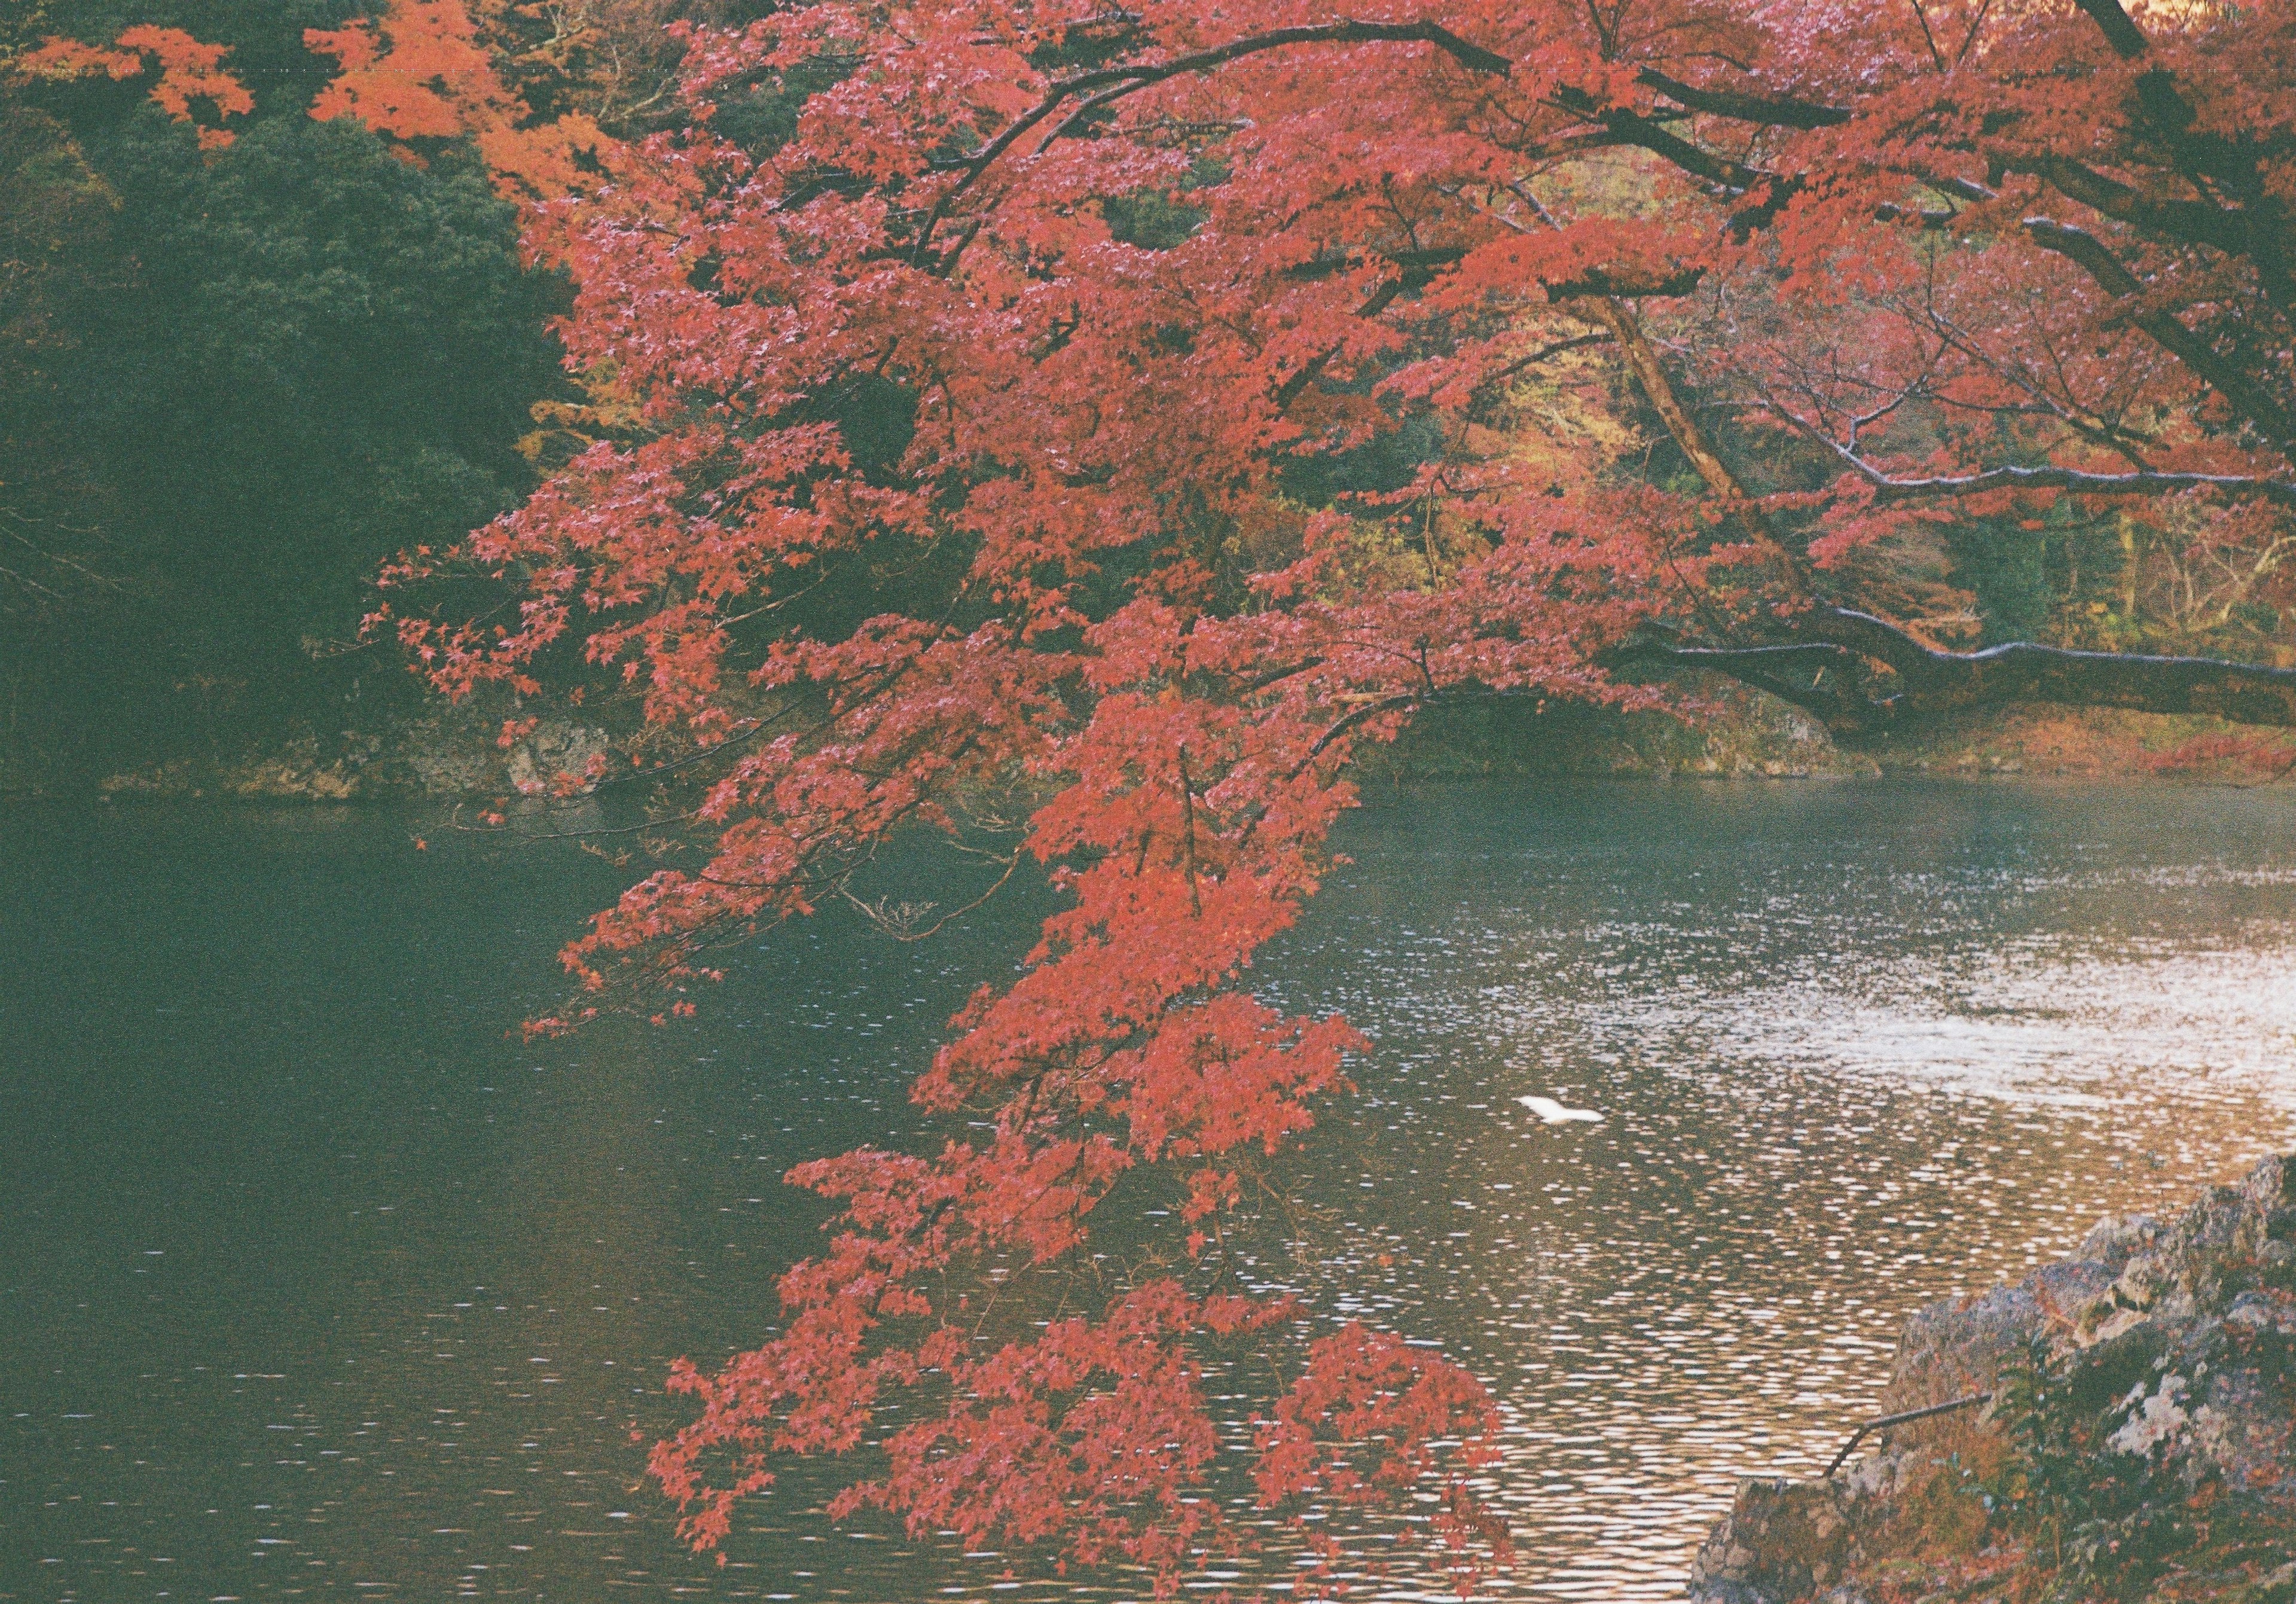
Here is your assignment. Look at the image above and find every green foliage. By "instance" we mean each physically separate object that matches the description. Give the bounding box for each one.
[1280,411,1449,505]
[709,50,857,158]
[0,82,562,768]
[1947,519,2056,645]
[0,4,53,57]
[1102,155,1227,251]
[1985,1335,2197,1600]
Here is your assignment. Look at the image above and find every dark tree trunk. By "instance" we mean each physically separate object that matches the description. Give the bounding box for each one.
[1628,607,2296,733]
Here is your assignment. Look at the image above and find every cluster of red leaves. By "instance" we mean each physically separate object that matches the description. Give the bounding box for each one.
[15,1,606,199]
[17,25,254,148]
[366,0,2296,1589]
[305,0,612,199]
[2143,731,2296,779]
[1684,0,2296,587]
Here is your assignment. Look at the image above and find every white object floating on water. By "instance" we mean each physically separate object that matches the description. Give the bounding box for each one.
[1517,1094,1602,1124]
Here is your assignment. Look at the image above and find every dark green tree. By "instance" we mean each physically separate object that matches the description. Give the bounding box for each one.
[1,35,563,773]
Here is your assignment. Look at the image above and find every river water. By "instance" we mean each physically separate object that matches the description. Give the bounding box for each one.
[4,781,2294,1602]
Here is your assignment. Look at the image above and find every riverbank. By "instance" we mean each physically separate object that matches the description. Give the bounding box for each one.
[9,676,2288,801]
[1366,675,2295,785]
[0,690,618,803]
[1690,1155,2296,1603]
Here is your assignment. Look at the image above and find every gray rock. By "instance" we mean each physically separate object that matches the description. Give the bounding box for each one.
[1687,1478,1855,1604]
[1689,1155,2296,1599]
[1886,1282,2041,1407]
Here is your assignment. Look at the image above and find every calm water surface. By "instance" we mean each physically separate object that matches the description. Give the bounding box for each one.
[4,782,2294,1602]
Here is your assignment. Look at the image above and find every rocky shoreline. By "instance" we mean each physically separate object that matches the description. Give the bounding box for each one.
[1355,675,2292,786]
[1690,1155,2296,1603]
[0,695,618,803]
[2,678,2286,801]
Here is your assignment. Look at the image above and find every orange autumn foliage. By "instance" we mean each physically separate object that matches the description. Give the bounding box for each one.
[17,25,252,148]
[11,2,598,187]
[17,35,144,84]
[304,0,610,199]
[306,0,496,140]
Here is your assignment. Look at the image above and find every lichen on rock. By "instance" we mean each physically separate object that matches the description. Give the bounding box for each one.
[1690,1156,2296,1602]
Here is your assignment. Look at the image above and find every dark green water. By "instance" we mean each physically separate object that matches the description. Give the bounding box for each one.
[4,782,2294,1602]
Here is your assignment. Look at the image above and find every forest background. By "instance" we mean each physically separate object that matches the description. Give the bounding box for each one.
[0,0,747,785]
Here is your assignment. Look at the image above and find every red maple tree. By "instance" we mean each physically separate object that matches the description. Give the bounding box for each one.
[18,25,254,148]
[365,0,2296,1587]
[305,0,615,199]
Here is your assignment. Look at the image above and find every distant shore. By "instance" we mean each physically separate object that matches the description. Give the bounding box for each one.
[5,678,2289,803]
[1367,676,2293,786]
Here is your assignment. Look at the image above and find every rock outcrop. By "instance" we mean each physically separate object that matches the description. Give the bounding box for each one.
[86,700,616,802]
[1690,1156,2296,1603]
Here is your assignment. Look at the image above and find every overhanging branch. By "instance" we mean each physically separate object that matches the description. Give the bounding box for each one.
[1632,68,1849,129]
[2025,218,2296,449]
[1631,608,2296,730]
[912,21,1825,269]
[1864,461,2296,507]
[918,20,1511,264]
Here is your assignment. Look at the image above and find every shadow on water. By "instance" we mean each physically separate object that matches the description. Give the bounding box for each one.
[2,780,2292,1600]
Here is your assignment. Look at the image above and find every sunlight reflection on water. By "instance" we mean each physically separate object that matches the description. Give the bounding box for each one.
[1237,786,2296,1599]
[4,782,2294,1602]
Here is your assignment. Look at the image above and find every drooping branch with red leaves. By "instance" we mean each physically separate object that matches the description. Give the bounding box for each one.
[18,25,254,148]
[304,0,617,199]
[367,0,2296,1588]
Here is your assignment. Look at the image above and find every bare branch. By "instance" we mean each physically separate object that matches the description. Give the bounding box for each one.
[1632,608,2296,728]
[1864,461,2296,506]
[2023,218,2296,450]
